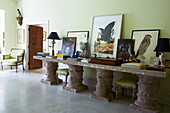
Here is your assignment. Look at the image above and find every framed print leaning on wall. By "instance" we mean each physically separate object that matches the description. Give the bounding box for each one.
[67,31,89,51]
[131,29,160,65]
[91,14,123,58]
[17,29,25,44]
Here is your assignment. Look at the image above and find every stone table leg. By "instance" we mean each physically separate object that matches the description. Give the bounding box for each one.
[41,61,62,85]
[129,74,162,113]
[63,65,88,93]
[90,69,114,102]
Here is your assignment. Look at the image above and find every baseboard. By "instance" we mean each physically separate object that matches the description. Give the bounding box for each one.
[159,93,170,105]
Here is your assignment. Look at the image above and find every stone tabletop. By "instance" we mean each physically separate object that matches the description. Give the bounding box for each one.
[33,56,167,78]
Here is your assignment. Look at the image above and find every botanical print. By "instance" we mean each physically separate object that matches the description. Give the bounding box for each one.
[17,29,25,44]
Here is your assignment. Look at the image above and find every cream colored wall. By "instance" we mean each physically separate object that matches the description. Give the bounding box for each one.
[17,0,170,95]
[0,0,17,52]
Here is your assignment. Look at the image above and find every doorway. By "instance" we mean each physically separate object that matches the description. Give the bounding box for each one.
[29,25,43,69]
[25,21,49,70]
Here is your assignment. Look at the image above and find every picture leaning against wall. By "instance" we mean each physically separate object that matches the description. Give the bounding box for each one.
[131,29,160,65]
[91,14,123,58]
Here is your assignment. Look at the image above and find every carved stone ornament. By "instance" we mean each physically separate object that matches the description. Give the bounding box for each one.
[89,69,114,102]
[63,64,88,93]
[129,74,162,113]
[41,61,62,85]
[16,16,23,26]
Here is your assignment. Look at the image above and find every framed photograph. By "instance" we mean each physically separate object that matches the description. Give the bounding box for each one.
[43,31,46,41]
[61,37,77,57]
[131,29,160,64]
[17,29,25,44]
[116,39,135,60]
[67,31,89,51]
[91,14,123,58]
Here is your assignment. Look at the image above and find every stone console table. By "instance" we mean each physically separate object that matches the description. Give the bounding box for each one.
[33,56,167,113]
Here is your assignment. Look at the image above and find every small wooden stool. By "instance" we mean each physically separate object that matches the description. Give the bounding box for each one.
[57,68,69,85]
[115,78,137,101]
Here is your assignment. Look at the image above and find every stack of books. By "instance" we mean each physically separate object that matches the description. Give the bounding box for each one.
[121,63,146,69]
[57,54,70,60]
[37,52,50,57]
[66,58,82,61]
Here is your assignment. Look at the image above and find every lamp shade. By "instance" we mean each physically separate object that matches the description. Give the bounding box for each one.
[47,32,60,40]
[154,38,170,52]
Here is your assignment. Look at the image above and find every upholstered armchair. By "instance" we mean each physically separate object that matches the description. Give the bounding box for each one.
[1,48,25,72]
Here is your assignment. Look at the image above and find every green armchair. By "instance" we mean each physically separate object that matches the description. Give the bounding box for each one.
[1,48,25,72]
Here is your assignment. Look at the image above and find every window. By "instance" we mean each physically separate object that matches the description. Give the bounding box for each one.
[0,9,5,53]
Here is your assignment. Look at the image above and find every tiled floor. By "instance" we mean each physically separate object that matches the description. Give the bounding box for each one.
[0,68,169,113]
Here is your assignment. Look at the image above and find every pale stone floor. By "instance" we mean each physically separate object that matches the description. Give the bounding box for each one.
[0,68,170,113]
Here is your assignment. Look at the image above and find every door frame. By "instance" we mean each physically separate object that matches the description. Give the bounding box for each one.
[25,20,49,70]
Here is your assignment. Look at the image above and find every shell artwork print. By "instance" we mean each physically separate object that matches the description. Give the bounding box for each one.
[95,21,115,54]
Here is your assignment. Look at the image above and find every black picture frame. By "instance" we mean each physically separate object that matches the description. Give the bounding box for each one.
[61,37,77,57]
[116,39,135,60]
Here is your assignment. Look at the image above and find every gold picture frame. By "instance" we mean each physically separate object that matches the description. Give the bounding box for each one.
[17,29,25,44]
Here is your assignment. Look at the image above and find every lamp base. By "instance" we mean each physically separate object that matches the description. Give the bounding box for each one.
[51,39,55,56]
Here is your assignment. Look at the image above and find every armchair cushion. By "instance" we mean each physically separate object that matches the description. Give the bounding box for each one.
[116,79,137,88]
[3,54,11,59]
[1,59,17,65]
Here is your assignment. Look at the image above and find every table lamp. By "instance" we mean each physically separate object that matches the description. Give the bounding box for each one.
[154,38,170,66]
[47,32,60,56]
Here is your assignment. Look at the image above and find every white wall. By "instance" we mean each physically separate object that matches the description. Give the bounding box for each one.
[0,0,17,52]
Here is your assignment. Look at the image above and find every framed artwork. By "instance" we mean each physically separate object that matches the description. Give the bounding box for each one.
[61,37,77,57]
[17,29,25,44]
[67,31,89,51]
[116,39,134,60]
[43,31,46,41]
[91,14,123,58]
[2,32,5,39]
[131,29,160,64]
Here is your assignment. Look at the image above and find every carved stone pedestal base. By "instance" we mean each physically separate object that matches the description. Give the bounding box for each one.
[129,103,160,113]
[63,85,88,93]
[129,74,162,113]
[41,78,62,85]
[63,65,88,93]
[41,61,62,85]
[89,69,114,102]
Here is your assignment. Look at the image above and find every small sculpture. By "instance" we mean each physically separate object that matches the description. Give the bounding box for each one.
[16,9,23,26]
[80,42,87,57]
